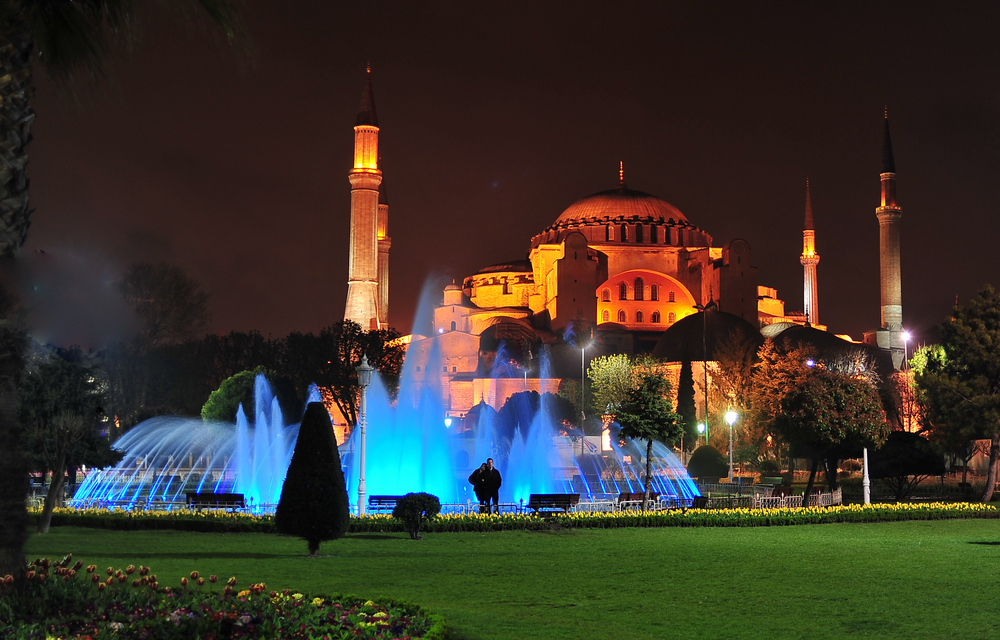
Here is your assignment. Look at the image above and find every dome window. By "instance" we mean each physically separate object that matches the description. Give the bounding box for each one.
[602,288,611,302]
[602,310,610,322]
[618,309,626,323]
[651,311,661,324]
[606,225,613,241]
[669,290,676,303]
[634,278,644,301]
[651,225,659,243]
[451,321,456,331]
[650,284,659,301]
[620,224,628,242]
[619,282,628,300]
[635,223,644,243]
[668,311,676,323]
[636,310,644,323]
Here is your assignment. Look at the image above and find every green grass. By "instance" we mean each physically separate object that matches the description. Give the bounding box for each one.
[24,521,1000,639]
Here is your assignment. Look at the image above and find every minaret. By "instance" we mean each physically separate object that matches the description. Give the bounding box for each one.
[344,67,383,330]
[876,112,904,368]
[800,178,819,325]
[377,183,390,327]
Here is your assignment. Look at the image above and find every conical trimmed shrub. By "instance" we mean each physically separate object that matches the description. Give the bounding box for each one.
[275,402,350,555]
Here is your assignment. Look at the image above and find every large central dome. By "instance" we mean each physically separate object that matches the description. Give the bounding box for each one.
[553,187,688,225]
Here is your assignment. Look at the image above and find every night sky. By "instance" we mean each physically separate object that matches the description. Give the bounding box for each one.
[17,1,1000,349]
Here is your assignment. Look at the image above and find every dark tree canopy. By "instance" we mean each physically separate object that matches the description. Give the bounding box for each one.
[915,285,1000,501]
[676,357,698,452]
[870,431,945,501]
[275,402,350,556]
[687,445,728,482]
[117,262,211,347]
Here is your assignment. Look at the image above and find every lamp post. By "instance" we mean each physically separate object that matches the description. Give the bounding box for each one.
[580,342,591,424]
[693,298,717,446]
[697,422,706,446]
[355,355,374,517]
[901,331,911,370]
[862,446,871,505]
[725,410,737,483]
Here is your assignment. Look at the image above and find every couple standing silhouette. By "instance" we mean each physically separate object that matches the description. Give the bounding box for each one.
[468,458,502,514]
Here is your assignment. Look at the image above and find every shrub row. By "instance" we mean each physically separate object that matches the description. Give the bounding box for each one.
[37,502,1000,535]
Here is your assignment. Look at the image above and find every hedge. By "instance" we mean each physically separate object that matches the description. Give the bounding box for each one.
[34,502,1000,535]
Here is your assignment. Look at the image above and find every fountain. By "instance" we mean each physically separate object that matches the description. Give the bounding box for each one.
[72,278,700,512]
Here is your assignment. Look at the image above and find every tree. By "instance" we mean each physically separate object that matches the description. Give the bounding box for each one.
[915,286,1000,501]
[870,431,946,502]
[748,339,816,482]
[282,321,404,428]
[274,402,350,556]
[615,372,681,509]
[676,357,698,452]
[0,2,243,256]
[20,347,106,533]
[686,445,728,482]
[200,367,300,424]
[0,284,27,587]
[105,262,211,428]
[587,353,635,414]
[775,371,890,498]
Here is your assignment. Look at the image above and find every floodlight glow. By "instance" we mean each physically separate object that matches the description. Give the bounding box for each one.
[725,411,737,427]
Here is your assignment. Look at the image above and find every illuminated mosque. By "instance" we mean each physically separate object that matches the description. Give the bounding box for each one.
[342,73,905,421]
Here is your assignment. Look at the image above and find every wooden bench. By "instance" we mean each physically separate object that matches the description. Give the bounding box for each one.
[186,492,245,511]
[368,495,405,513]
[526,493,580,514]
[617,491,660,510]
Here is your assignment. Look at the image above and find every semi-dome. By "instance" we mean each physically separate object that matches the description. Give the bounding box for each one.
[553,187,688,226]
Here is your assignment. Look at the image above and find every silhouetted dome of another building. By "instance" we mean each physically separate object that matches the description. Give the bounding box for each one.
[554,187,687,226]
[651,308,763,362]
[477,259,532,275]
[767,324,894,377]
[760,322,797,338]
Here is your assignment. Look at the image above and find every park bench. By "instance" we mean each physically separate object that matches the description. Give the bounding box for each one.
[616,491,660,510]
[526,493,580,514]
[186,492,245,511]
[368,495,405,513]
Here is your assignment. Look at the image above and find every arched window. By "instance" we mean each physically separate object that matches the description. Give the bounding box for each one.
[669,290,676,302]
[651,225,658,243]
[602,288,611,302]
[602,310,610,322]
[619,282,628,300]
[620,224,628,242]
[650,284,659,301]
[618,310,626,323]
[634,278,644,301]
[635,310,644,323]
[651,311,661,323]
[450,321,456,331]
[502,281,510,295]
[668,311,676,323]
[635,223,644,243]
[606,225,613,241]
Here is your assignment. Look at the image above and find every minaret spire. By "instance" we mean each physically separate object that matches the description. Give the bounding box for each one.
[344,67,384,330]
[872,111,904,368]
[800,178,820,326]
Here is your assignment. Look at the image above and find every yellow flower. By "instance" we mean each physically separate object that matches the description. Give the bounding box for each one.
[292,592,303,599]
[312,597,324,606]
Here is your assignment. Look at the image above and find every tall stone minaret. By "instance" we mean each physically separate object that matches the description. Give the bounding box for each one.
[344,68,383,330]
[876,112,904,368]
[377,184,390,327]
[800,178,819,326]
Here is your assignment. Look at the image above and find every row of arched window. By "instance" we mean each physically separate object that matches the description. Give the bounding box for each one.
[605,223,666,244]
[602,310,676,324]
[602,279,677,302]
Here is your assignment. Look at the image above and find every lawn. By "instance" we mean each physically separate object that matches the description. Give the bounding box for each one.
[24,521,1000,640]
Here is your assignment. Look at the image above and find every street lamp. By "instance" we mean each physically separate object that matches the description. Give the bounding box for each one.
[697,422,706,446]
[725,410,738,483]
[355,355,374,517]
[693,298,717,444]
[901,331,911,370]
[580,341,592,424]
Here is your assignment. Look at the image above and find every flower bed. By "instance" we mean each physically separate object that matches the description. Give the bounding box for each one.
[0,555,445,640]
[37,501,1000,535]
